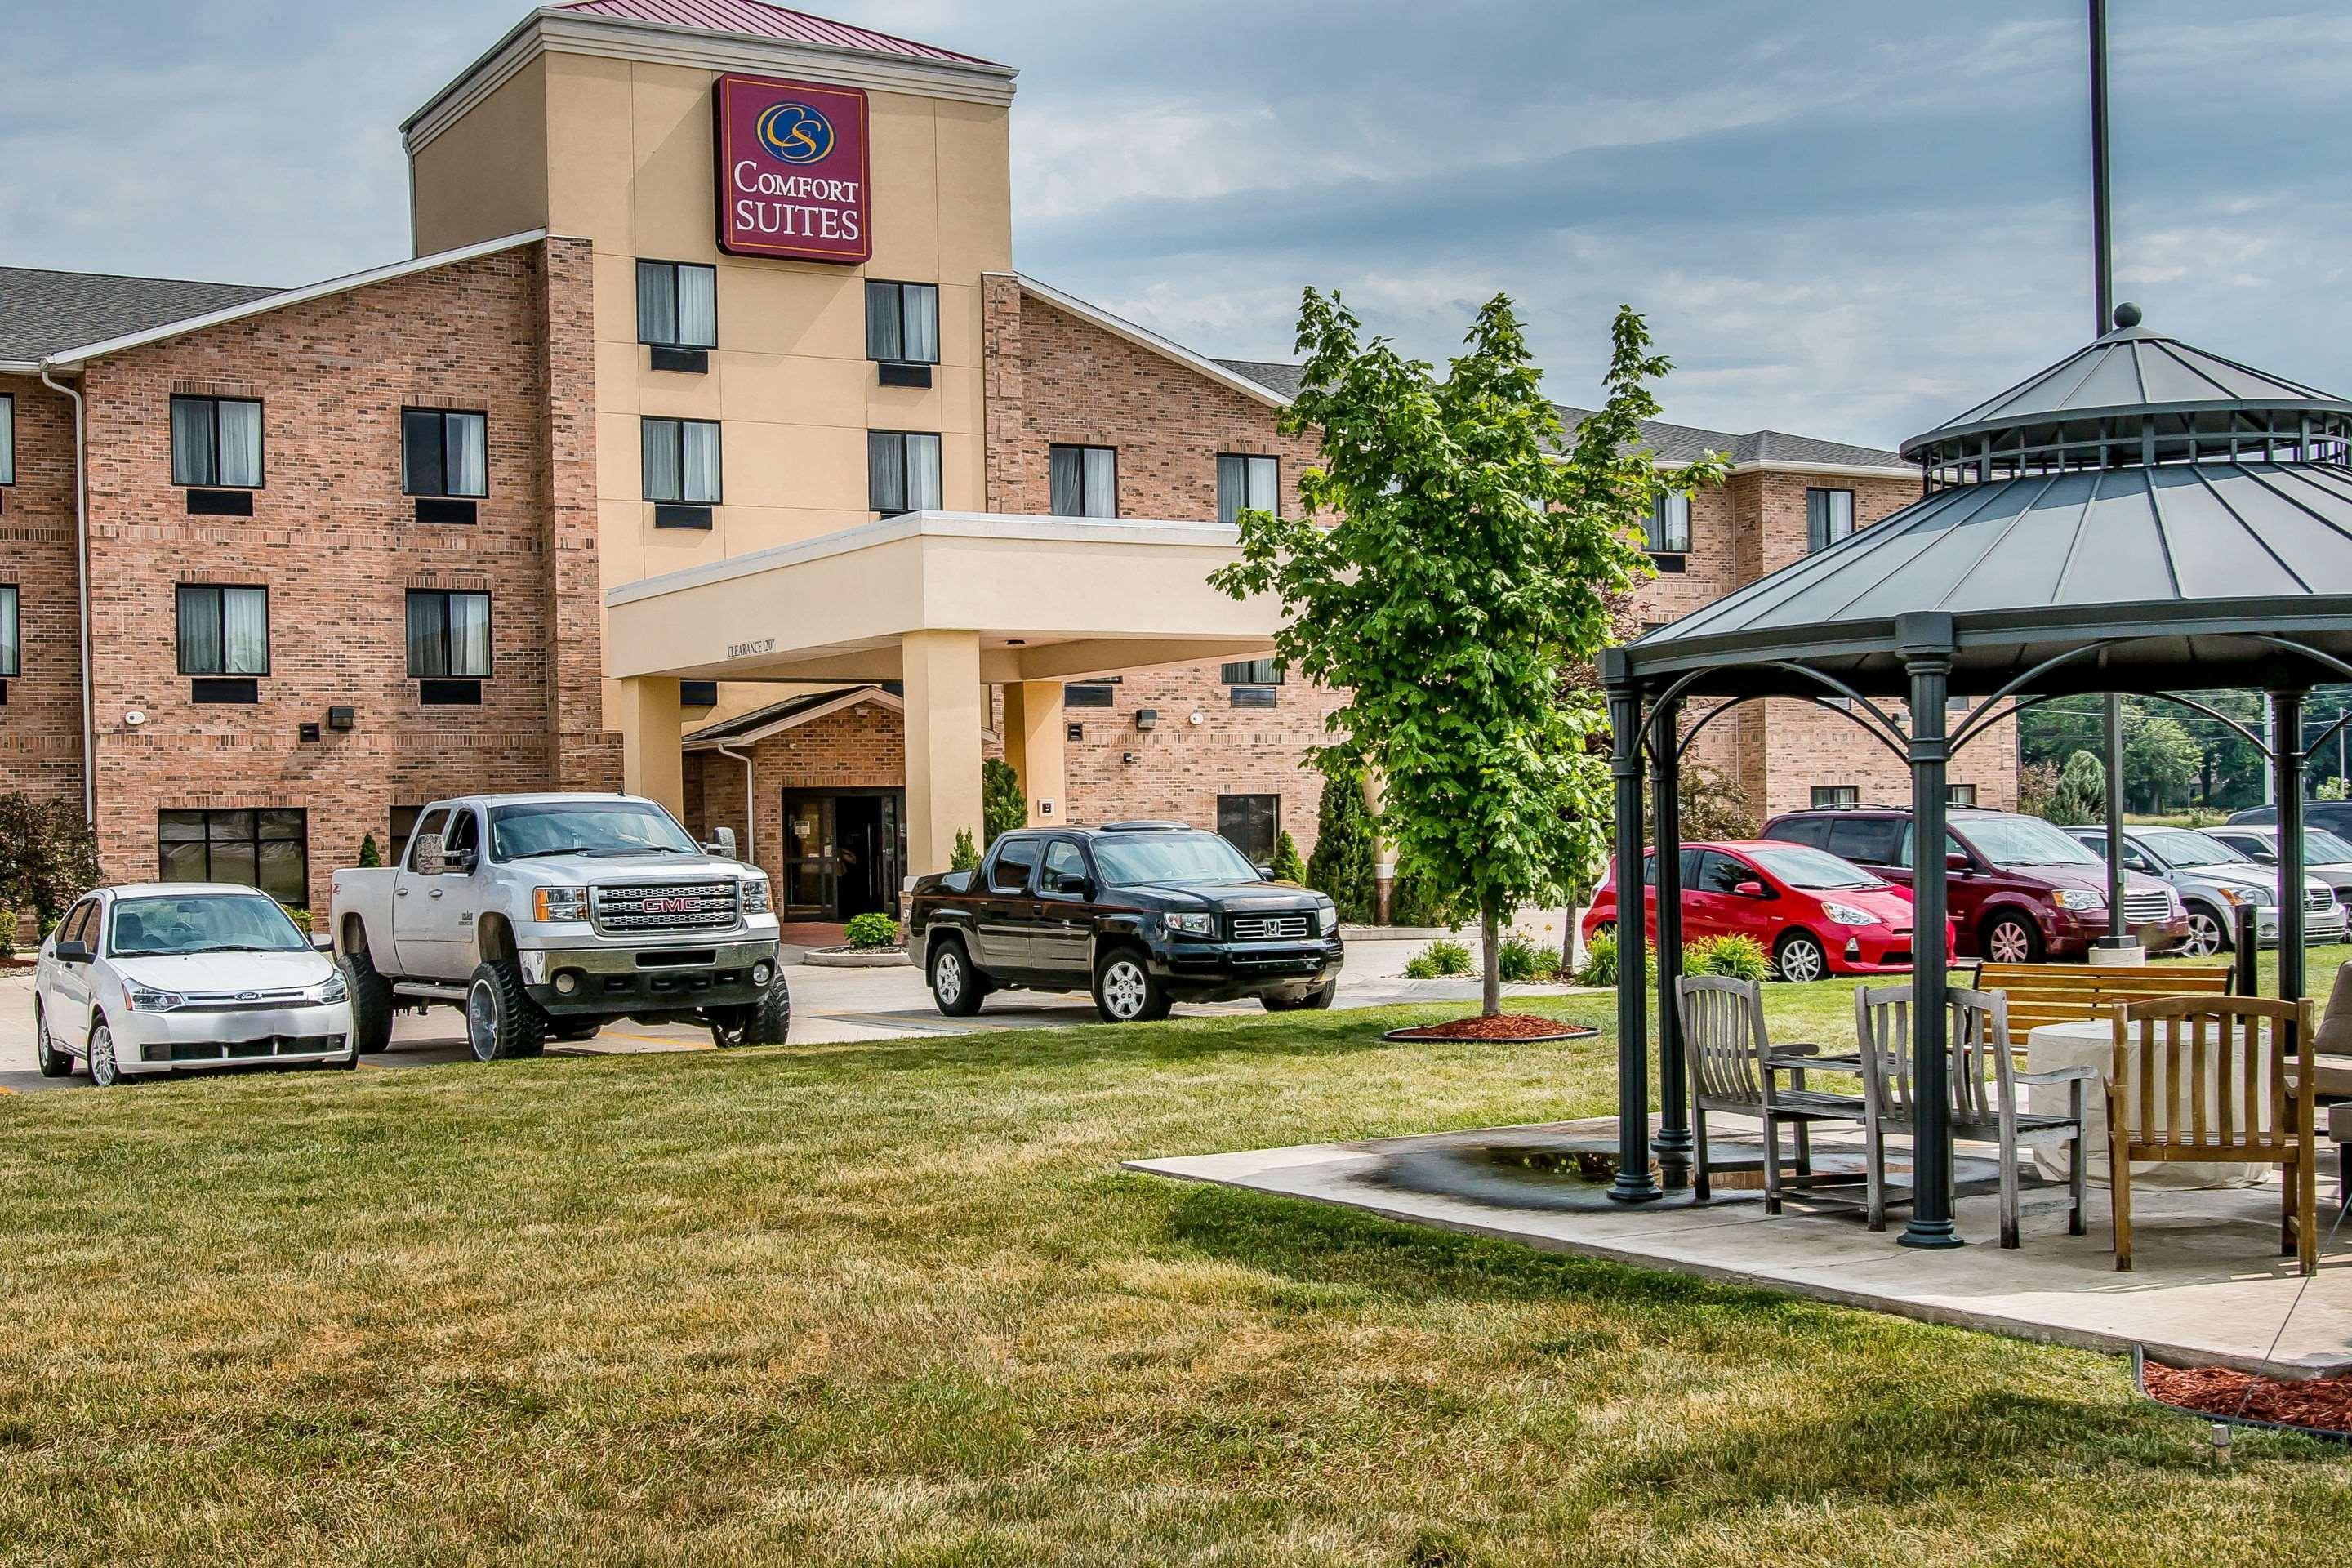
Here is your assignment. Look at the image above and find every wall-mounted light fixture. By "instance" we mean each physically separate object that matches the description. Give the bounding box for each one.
[1134,708,1159,731]
[327,706,357,731]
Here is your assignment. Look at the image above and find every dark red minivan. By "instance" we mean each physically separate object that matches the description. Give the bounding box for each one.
[1759,805,2188,963]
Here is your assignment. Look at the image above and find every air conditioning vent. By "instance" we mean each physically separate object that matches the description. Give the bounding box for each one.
[654,502,713,530]
[878,362,933,388]
[419,679,483,706]
[414,497,478,524]
[650,345,709,374]
[186,488,254,517]
[191,677,259,704]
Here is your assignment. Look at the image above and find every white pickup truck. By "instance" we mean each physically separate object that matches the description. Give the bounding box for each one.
[327,792,786,1062]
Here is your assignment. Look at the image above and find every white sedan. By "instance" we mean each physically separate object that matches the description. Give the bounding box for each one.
[33,884,355,1086]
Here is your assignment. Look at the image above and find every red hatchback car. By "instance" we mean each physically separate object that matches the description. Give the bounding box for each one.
[1581,840,1945,984]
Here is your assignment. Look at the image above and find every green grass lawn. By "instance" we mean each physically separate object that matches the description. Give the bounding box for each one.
[4,981,2350,1565]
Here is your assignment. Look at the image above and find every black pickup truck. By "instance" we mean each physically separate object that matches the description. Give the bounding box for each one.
[906,822,1343,1022]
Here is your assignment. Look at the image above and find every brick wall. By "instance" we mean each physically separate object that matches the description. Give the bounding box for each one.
[73,239,612,910]
[0,376,86,807]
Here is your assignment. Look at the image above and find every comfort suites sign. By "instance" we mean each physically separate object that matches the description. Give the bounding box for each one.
[715,74,871,263]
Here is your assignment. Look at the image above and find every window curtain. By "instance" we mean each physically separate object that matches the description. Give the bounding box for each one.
[680,421,721,503]
[869,432,906,513]
[902,285,939,363]
[906,433,942,511]
[866,280,902,360]
[643,420,684,502]
[222,587,268,674]
[1049,446,1083,517]
[172,399,216,486]
[406,590,443,677]
[676,266,718,348]
[1081,446,1116,518]
[1245,456,1276,512]
[446,413,488,497]
[1219,455,1278,523]
[448,592,491,677]
[1806,488,1854,553]
[176,584,222,673]
[637,261,677,346]
[1651,492,1690,551]
[217,401,262,488]
[0,585,18,677]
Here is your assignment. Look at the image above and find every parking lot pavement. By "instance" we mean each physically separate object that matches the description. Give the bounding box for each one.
[0,938,1579,1094]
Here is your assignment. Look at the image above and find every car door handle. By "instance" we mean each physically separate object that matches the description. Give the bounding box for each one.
[395,886,409,897]
[429,889,445,899]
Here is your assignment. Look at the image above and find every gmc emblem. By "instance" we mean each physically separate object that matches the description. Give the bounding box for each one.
[641,896,702,915]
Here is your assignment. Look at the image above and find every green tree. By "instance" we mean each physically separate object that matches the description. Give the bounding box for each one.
[1214,291,1709,1014]
[357,832,383,869]
[1267,830,1307,885]
[0,794,103,929]
[949,827,982,872]
[2048,750,2106,825]
[982,757,1027,844]
[2125,714,2198,813]
[1304,765,1379,924]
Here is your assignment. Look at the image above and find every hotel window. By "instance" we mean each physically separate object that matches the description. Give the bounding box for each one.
[681,680,719,709]
[1811,785,1860,808]
[0,584,17,679]
[866,280,940,364]
[635,261,718,350]
[176,585,269,675]
[1217,794,1280,865]
[159,808,308,905]
[643,417,723,523]
[406,590,492,679]
[1223,657,1283,708]
[869,430,942,515]
[1806,488,1855,553]
[402,408,488,498]
[1949,783,1979,808]
[0,392,13,485]
[1647,490,1690,554]
[1217,453,1278,524]
[1049,444,1117,519]
[1064,681,1117,708]
[170,396,264,488]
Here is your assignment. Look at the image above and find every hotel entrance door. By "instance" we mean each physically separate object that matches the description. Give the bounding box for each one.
[780,790,906,920]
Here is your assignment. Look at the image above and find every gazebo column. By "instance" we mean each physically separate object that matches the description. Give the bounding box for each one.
[1650,697,1691,1191]
[1604,657,1659,1204]
[2273,688,2309,1004]
[1897,613,1963,1249]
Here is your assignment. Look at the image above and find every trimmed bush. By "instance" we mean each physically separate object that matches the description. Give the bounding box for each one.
[844,913,901,951]
[1305,766,1379,924]
[357,833,383,869]
[1268,830,1307,885]
[950,828,982,872]
[1573,929,1655,990]
[0,792,102,931]
[1688,933,1771,983]
[0,905,16,961]
[1496,933,1561,983]
[1402,938,1472,979]
[1387,862,1446,928]
[982,758,1027,844]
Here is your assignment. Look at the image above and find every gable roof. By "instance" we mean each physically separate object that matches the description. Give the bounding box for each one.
[0,267,279,366]
[1015,275,1290,412]
[549,0,1002,65]
[684,684,900,746]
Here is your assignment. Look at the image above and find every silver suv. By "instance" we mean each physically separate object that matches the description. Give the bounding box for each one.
[2063,823,2345,957]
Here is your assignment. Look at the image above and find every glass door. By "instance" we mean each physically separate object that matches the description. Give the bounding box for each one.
[781,794,837,918]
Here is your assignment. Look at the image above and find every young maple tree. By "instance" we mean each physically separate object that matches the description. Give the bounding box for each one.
[1214,291,1721,1014]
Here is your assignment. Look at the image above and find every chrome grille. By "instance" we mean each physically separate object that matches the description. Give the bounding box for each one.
[1232,913,1312,941]
[178,988,322,1013]
[2310,885,2340,914]
[591,880,741,935]
[2123,889,2172,924]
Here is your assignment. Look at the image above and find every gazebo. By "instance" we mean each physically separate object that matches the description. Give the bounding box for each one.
[1602,306,2352,1247]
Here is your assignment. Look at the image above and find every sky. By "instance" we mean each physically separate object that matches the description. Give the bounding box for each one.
[4,0,2349,451]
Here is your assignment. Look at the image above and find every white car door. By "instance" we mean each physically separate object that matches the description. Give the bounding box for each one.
[41,896,103,1049]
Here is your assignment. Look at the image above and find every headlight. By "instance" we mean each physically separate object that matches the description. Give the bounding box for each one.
[316,972,348,1005]
[1821,902,1877,928]
[1164,911,1216,938]
[533,886,589,923]
[2054,889,2103,912]
[1316,900,1340,935]
[125,986,185,1013]
[742,877,772,915]
[2217,885,2274,907]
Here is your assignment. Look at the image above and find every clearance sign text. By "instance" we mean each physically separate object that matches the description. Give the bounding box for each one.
[715,74,871,263]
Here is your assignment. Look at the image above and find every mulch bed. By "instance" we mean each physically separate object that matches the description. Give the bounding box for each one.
[1383,1013,1598,1043]
[0,958,33,974]
[2142,1360,2352,1437]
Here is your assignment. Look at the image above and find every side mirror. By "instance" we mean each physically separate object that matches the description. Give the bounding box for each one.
[1734,880,1767,898]
[1052,873,1096,901]
[1256,864,1276,881]
[411,831,446,877]
[706,826,739,860]
[1945,852,1972,875]
[55,938,94,964]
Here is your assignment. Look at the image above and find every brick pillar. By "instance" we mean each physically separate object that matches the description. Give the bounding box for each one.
[902,630,984,875]
[981,273,1027,513]
[537,234,621,791]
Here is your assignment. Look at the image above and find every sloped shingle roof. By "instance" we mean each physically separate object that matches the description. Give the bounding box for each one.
[550,0,1004,65]
[0,266,278,364]
[684,685,884,744]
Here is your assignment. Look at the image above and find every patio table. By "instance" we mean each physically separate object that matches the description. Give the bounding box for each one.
[2025,1018,2272,1189]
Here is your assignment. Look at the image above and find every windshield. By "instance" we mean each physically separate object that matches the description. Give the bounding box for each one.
[1959,815,2103,868]
[108,894,310,957]
[1091,831,1260,887]
[2138,828,2249,869]
[1747,844,1884,892]
[2308,828,2352,864]
[488,800,700,861]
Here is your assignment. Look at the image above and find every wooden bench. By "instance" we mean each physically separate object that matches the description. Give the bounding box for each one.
[1970,961,2233,1035]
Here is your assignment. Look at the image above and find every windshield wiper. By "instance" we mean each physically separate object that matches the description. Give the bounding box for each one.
[506,846,595,860]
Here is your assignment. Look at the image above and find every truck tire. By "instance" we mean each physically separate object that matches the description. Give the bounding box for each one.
[33,1003,73,1078]
[340,947,396,1055]
[709,970,791,1047]
[1093,946,1170,1023]
[465,959,546,1062]
[929,935,986,1018]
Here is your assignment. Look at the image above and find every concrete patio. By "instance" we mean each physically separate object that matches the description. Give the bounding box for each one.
[1131,1115,2352,1379]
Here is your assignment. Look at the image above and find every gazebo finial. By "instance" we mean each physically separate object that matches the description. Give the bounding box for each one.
[2111,301,2142,330]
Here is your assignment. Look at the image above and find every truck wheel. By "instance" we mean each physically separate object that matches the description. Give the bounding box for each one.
[929,936,986,1018]
[340,947,396,1055]
[33,1004,73,1078]
[465,960,546,1062]
[1262,982,1336,1013]
[1980,912,2042,965]
[1093,947,1170,1023]
[710,971,791,1048]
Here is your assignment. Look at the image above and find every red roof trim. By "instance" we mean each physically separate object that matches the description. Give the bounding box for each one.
[550,0,1002,67]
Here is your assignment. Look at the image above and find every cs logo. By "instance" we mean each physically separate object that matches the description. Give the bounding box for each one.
[755,101,835,165]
